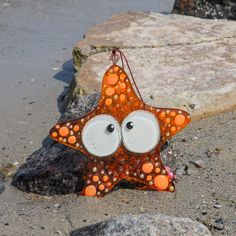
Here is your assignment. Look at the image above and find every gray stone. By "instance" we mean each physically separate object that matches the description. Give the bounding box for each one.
[72,12,236,121]
[212,218,224,230]
[0,172,5,194]
[191,159,206,168]
[70,214,212,236]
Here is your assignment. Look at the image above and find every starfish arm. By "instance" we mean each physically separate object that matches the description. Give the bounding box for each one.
[124,153,175,192]
[81,159,122,198]
[145,106,191,144]
[49,108,99,153]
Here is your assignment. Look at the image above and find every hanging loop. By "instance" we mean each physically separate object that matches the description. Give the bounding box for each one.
[110,49,120,64]
[110,48,143,102]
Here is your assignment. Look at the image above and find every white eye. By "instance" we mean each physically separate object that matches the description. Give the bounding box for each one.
[82,114,121,157]
[121,110,160,153]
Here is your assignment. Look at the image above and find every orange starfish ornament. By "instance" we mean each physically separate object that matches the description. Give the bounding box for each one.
[49,49,191,197]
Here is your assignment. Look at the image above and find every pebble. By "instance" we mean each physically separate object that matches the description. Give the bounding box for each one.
[189,103,196,109]
[201,209,208,215]
[52,67,59,71]
[191,160,206,168]
[214,203,222,209]
[55,231,62,235]
[54,203,61,208]
[185,164,198,175]
[212,218,224,230]
[139,207,145,213]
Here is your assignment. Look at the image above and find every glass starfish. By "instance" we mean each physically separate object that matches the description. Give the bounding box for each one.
[49,50,191,197]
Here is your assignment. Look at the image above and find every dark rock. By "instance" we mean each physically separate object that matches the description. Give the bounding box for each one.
[70,214,212,236]
[212,218,224,230]
[0,172,5,194]
[173,0,236,20]
[201,209,208,215]
[12,94,176,195]
[189,103,196,110]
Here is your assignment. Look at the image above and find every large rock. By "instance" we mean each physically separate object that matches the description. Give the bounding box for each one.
[70,214,212,236]
[172,0,236,20]
[72,12,236,121]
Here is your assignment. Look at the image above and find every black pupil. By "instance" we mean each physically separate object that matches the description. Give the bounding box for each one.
[126,121,134,129]
[106,124,114,133]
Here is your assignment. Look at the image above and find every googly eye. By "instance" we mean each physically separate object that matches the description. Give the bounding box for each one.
[126,121,134,130]
[82,115,121,157]
[121,110,160,153]
[106,124,115,133]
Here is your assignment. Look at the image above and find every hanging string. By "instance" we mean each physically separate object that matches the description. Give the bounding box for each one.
[111,48,144,102]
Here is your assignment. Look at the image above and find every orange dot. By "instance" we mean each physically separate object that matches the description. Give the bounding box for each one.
[171,111,176,117]
[52,132,57,138]
[146,175,152,181]
[92,175,99,182]
[154,175,169,190]
[174,114,186,126]
[103,175,109,182]
[99,184,105,191]
[119,82,126,90]
[59,137,63,141]
[107,74,118,85]
[68,135,76,144]
[120,74,126,80]
[73,125,80,132]
[105,87,115,96]
[105,98,113,106]
[113,66,119,72]
[142,163,154,174]
[155,168,161,174]
[107,182,111,187]
[85,185,97,196]
[171,126,176,132]
[59,126,69,137]
[119,94,126,102]
[159,112,165,119]
[165,118,171,124]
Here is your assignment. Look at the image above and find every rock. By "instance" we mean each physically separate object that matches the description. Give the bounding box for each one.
[191,159,206,168]
[12,94,175,195]
[172,0,236,20]
[70,214,212,236]
[0,172,5,194]
[212,218,224,230]
[201,208,208,215]
[185,164,198,175]
[214,203,222,209]
[72,12,236,121]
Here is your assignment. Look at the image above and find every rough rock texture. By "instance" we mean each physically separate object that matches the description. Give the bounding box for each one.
[0,173,5,194]
[172,0,236,20]
[12,94,175,195]
[72,12,236,121]
[70,214,212,236]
